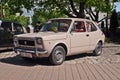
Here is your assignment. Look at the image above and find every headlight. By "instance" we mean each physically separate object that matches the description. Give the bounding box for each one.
[36,38,42,44]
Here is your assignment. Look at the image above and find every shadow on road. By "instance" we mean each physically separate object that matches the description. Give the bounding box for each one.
[0,54,52,66]
[0,49,13,53]
[116,53,120,55]
[0,53,94,66]
[66,53,94,61]
[103,45,120,48]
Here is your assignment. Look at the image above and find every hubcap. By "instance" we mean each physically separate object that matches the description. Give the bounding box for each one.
[55,51,63,62]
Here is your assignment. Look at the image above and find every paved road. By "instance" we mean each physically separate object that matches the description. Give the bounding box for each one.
[0,43,120,80]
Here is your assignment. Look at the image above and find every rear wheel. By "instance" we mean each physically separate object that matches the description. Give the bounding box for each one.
[49,46,66,65]
[93,42,103,56]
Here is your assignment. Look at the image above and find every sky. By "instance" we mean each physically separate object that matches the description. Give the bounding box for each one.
[114,2,120,12]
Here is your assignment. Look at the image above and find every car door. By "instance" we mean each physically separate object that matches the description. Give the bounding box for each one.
[70,21,90,54]
[86,21,99,50]
[0,21,13,46]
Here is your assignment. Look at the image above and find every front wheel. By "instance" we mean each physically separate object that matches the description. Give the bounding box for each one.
[93,42,103,56]
[49,46,66,65]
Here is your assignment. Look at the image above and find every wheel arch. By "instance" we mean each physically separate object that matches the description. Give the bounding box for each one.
[54,43,68,55]
[98,40,103,45]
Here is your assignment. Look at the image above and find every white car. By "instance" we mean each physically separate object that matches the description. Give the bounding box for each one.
[14,18,105,65]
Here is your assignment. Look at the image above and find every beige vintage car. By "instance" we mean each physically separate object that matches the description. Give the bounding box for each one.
[14,18,105,65]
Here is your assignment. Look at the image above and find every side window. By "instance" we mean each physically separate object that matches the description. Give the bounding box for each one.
[72,21,86,32]
[86,22,97,32]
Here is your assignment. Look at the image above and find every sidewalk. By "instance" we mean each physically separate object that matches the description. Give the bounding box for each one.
[0,51,120,80]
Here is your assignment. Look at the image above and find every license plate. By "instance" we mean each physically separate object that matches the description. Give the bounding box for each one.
[20,52,32,58]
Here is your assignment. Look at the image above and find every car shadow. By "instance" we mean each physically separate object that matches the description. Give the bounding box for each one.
[103,45,120,48]
[0,54,52,66]
[66,53,94,61]
[0,53,94,66]
[0,49,13,53]
[115,53,120,55]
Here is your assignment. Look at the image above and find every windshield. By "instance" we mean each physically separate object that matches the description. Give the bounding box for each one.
[0,21,24,34]
[42,19,72,32]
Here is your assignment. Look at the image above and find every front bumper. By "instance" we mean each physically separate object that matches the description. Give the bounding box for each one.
[14,47,48,58]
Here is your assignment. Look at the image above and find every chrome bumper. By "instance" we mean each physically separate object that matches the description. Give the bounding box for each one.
[14,47,48,57]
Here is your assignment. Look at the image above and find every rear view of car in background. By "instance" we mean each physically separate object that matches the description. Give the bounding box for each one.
[0,20,26,50]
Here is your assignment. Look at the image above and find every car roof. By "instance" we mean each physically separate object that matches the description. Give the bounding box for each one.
[0,20,21,25]
[49,18,93,22]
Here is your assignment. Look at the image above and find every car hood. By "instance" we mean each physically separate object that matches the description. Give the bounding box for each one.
[15,32,67,40]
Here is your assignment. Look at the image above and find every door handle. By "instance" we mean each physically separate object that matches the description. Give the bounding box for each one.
[86,34,89,37]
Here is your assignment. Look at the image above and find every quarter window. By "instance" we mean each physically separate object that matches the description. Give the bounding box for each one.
[91,23,97,31]
[86,22,97,32]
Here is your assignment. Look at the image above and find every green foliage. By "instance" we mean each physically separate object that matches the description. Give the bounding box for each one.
[37,0,119,20]
[32,9,67,26]
[7,0,34,15]
[4,15,29,28]
[0,0,120,27]
[0,3,29,27]
[87,0,113,13]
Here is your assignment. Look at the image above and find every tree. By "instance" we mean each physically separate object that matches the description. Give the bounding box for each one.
[37,0,118,37]
[0,0,34,15]
[8,0,34,15]
[1,0,119,21]
[1,0,120,25]
[32,8,67,26]
[110,9,119,34]
[38,0,120,21]
[39,0,87,18]
[0,3,29,27]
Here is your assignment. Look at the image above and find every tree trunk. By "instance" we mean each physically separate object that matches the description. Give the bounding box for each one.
[95,11,99,22]
[79,1,86,18]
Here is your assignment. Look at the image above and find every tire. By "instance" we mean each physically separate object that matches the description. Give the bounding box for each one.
[49,46,66,65]
[93,42,103,56]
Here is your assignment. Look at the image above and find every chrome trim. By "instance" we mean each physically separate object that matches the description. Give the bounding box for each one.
[14,47,48,54]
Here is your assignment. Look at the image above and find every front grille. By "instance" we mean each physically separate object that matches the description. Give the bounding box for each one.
[18,40,35,46]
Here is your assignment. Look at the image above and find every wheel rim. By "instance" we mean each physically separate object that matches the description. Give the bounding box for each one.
[55,50,64,63]
[96,43,102,55]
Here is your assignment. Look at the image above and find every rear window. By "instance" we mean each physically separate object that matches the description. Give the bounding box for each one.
[0,21,12,32]
[0,21,24,34]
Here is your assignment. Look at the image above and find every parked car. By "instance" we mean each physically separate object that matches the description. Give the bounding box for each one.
[0,20,26,50]
[14,18,105,65]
